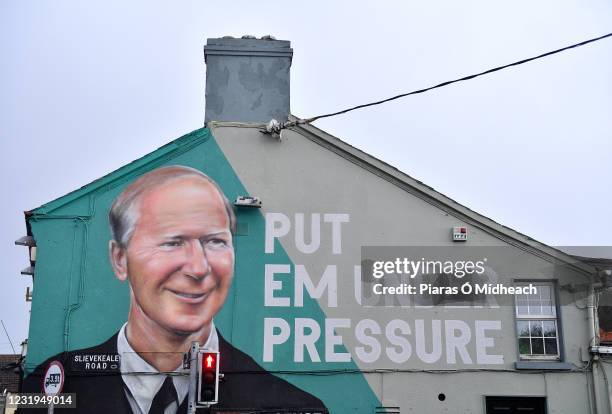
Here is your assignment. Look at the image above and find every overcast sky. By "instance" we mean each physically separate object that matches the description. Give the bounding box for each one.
[1,1,611,354]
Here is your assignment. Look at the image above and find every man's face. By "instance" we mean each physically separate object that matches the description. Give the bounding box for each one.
[119,177,234,336]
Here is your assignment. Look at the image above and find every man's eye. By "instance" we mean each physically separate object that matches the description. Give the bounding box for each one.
[206,239,228,248]
[162,240,183,247]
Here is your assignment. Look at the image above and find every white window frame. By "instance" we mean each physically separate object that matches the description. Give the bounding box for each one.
[514,281,560,361]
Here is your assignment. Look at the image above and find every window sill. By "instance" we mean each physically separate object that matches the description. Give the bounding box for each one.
[515,361,573,370]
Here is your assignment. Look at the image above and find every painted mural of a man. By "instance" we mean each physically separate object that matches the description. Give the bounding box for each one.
[22,165,326,414]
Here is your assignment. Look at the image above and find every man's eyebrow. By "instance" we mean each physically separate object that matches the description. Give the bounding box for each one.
[162,234,188,240]
[163,231,230,239]
[202,231,231,237]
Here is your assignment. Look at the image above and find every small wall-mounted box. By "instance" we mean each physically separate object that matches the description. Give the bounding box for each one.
[452,226,467,241]
[234,196,262,208]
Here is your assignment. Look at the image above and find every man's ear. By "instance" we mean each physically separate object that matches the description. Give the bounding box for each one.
[109,240,128,282]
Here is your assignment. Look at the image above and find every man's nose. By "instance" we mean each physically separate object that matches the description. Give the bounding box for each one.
[183,239,210,280]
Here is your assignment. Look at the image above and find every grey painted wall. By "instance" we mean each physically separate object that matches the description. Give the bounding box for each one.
[211,124,601,413]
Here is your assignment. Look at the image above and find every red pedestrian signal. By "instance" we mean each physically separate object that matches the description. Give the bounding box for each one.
[198,351,219,405]
[205,354,214,369]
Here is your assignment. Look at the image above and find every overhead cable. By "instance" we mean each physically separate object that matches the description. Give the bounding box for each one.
[264,31,612,134]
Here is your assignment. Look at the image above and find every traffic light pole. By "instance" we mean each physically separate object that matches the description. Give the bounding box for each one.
[187,341,200,414]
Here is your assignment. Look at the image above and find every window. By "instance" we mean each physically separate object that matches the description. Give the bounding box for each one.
[515,282,560,359]
[486,396,546,414]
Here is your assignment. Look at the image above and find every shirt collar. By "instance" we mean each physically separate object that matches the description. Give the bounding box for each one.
[117,322,218,413]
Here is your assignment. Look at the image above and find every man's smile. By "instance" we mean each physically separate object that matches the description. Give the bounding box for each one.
[166,288,210,304]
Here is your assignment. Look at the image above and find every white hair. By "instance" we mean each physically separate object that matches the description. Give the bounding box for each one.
[108,165,236,247]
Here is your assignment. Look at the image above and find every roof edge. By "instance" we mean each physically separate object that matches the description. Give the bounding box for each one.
[287,115,595,275]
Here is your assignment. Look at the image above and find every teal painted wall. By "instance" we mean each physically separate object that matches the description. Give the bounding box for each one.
[26,128,379,412]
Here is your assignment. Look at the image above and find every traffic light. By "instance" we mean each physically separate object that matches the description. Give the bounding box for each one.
[198,350,219,405]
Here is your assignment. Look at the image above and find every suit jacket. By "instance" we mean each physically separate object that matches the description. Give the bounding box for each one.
[21,330,326,413]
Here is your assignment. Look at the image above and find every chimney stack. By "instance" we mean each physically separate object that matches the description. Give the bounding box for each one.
[204,36,293,124]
